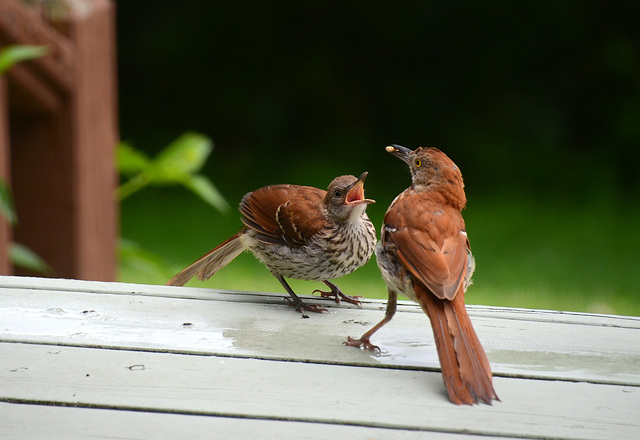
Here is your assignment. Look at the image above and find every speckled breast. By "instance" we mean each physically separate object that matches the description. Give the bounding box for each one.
[247,218,376,281]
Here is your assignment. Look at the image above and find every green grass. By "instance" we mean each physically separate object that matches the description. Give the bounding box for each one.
[464,191,640,315]
[120,186,640,316]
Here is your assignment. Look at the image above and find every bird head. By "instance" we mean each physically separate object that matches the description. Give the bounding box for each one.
[386,144,466,208]
[324,172,375,222]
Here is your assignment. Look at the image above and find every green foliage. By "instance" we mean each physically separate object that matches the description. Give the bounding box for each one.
[117,132,229,283]
[9,243,52,275]
[0,45,48,75]
[0,179,16,225]
[117,132,228,212]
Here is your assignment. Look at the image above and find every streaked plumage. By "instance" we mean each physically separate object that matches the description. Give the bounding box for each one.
[168,173,376,316]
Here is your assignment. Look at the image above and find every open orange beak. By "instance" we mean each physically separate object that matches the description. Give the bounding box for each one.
[346,172,375,205]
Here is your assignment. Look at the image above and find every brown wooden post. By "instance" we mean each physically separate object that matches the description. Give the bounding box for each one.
[55,0,119,281]
[0,0,118,281]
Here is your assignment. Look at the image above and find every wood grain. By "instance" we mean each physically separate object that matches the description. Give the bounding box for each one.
[1,276,640,439]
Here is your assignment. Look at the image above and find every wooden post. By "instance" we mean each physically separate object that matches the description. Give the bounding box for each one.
[0,0,118,281]
[55,0,119,281]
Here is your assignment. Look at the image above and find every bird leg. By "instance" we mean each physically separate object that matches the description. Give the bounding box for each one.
[275,275,328,317]
[312,280,363,306]
[345,289,397,351]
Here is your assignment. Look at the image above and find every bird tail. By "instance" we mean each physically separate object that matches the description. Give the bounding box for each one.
[415,283,499,405]
[166,231,246,287]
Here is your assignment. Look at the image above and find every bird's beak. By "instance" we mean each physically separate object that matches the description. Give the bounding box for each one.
[386,144,413,166]
[346,172,375,205]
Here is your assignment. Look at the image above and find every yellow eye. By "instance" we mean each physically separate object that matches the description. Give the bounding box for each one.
[415,159,422,167]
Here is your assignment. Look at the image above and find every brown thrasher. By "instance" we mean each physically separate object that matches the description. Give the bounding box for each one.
[167,173,376,316]
[346,145,499,405]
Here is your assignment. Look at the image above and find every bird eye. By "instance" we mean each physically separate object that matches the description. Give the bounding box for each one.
[415,159,422,167]
[334,190,341,198]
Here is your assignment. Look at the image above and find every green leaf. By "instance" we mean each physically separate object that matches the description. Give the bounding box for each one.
[149,132,212,183]
[183,175,230,212]
[117,141,151,175]
[0,179,16,225]
[10,243,52,274]
[115,132,228,211]
[0,45,49,75]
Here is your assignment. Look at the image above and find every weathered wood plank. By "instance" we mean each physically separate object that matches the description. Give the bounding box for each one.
[2,277,640,439]
[1,277,639,385]
[3,275,639,328]
[0,402,519,440]
[2,343,639,440]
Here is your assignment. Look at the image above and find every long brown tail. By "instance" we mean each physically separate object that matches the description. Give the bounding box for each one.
[415,283,499,405]
[166,231,246,286]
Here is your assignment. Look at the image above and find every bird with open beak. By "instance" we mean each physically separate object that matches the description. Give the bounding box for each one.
[168,172,377,316]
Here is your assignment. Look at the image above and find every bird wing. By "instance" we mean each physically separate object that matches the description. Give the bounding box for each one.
[384,193,468,301]
[239,185,326,246]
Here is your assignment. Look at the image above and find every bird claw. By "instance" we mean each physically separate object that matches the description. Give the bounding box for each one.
[344,336,380,352]
[284,297,328,317]
[312,288,363,307]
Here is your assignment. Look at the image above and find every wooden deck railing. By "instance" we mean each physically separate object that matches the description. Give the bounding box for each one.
[0,0,117,280]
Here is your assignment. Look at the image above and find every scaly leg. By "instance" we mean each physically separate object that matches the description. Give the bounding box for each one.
[274,274,327,318]
[345,288,397,350]
[313,280,363,306]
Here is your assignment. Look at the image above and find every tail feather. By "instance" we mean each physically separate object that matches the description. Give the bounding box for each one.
[167,231,246,286]
[416,283,498,405]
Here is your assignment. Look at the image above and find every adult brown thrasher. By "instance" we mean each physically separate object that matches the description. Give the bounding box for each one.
[167,173,377,316]
[346,145,499,405]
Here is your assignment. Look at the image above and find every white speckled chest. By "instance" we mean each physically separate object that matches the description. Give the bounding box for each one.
[242,215,376,281]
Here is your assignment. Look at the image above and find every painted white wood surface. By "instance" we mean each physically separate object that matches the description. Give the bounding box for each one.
[1,276,639,440]
[0,403,518,440]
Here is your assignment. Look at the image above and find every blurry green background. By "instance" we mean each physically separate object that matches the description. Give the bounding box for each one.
[115,1,640,315]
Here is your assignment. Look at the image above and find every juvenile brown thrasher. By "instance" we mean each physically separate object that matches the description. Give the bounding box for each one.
[167,173,377,316]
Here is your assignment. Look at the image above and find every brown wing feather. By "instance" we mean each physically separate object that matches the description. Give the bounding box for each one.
[385,192,468,300]
[398,232,468,300]
[239,185,326,246]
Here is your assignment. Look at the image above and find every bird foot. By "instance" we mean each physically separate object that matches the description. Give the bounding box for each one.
[312,286,363,306]
[344,336,380,352]
[285,297,328,318]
